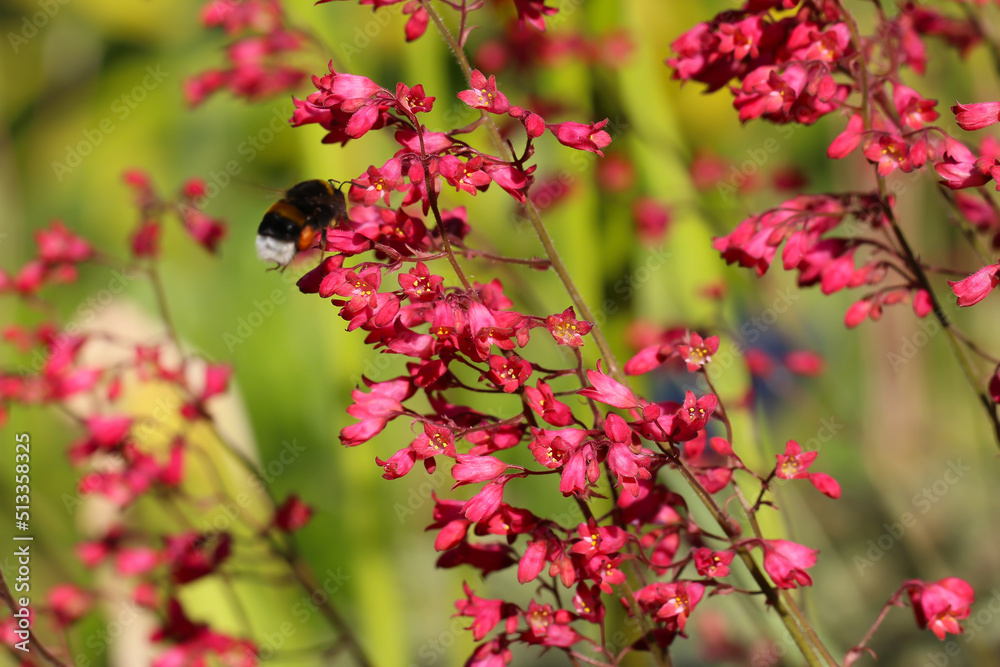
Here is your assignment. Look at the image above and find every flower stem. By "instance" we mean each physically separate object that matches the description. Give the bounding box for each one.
[418,0,625,382]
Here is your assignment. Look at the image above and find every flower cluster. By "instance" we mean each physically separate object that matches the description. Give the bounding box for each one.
[670,0,1000,440]
[4,0,987,665]
[274,7,866,658]
[185,0,310,105]
[0,175,369,666]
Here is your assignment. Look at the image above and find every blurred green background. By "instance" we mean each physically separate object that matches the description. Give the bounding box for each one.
[2,0,1000,665]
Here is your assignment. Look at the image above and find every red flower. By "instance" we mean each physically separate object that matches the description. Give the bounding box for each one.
[863,135,912,176]
[163,532,232,584]
[784,350,825,376]
[547,119,612,157]
[462,477,511,522]
[828,114,864,159]
[948,262,1000,306]
[634,581,705,634]
[131,221,161,258]
[693,548,734,578]
[905,577,975,640]
[511,0,557,30]
[487,354,532,393]
[457,70,510,114]
[151,598,257,667]
[570,521,628,559]
[427,494,471,551]
[758,539,818,589]
[35,221,93,264]
[48,584,91,627]
[179,209,226,253]
[439,156,492,195]
[274,495,313,532]
[452,454,509,484]
[775,440,841,499]
[677,391,718,434]
[524,381,573,426]
[952,101,1000,131]
[632,198,672,242]
[199,363,231,401]
[578,361,640,409]
[545,307,592,347]
[521,600,582,648]
[894,84,938,130]
[454,582,519,641]
[411,422,458,460]
[675,332,719,372]
[352,157,403,206]
[341,377,414,446]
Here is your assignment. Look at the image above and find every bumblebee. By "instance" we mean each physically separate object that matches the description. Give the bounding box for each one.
[256,179,347,268]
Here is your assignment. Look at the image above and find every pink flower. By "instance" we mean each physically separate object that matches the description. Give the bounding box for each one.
[454,582,519,641]
[545,307,592,347]
[439,156,492,195]
[675,332,719,372]
[511,0,557,30]
[634,581,705,633]
[948,262,1000,306]
[758,539,818,589]
[352,157,403,206]
[524,381,573,427]
[775,440,841,499]
[462,477,510,522]
[863,135,912,176]
[952,102,1000,131]
[547,119,612,157]
[199,363,231,401]
[578,361,640,409]
[341,377,414,447]
[48,584,91,627]
[35,222,93,264]
[457,70,510,114]
[452,454,509,484]
[693,548,734,578]
[828,114,864,159]
[784,350,825,376]
[905,578,975,640]
[487,354,532,393]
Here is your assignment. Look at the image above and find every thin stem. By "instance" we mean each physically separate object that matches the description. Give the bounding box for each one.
[282,553,373,667]
[0,570,69,667]
[419,0,625,382]
[837,0,1000,446]
[671,463,826,667]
